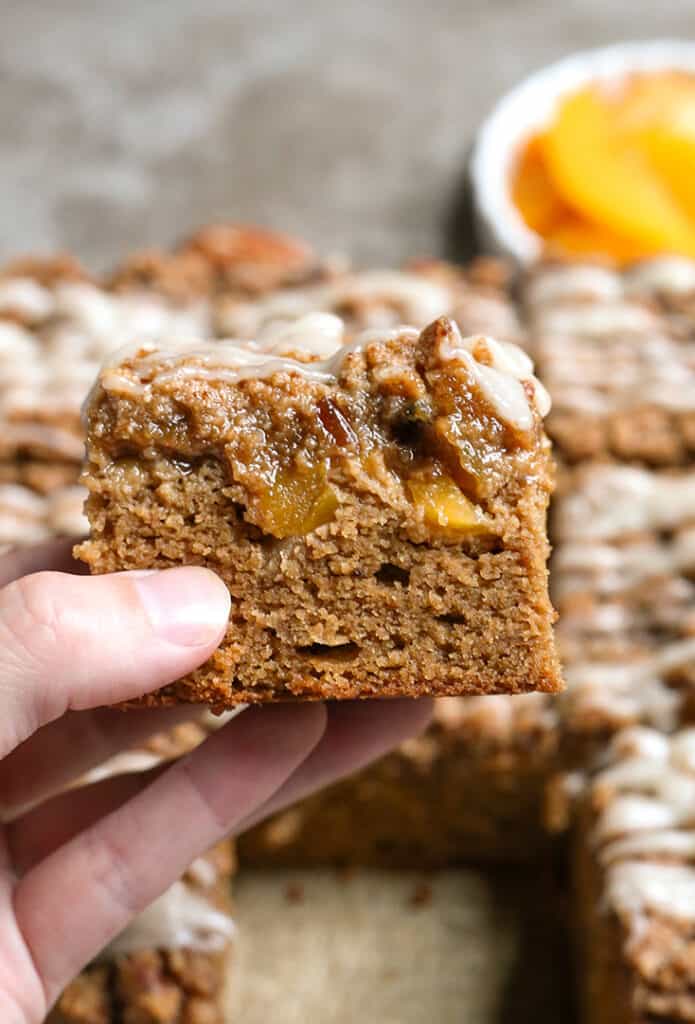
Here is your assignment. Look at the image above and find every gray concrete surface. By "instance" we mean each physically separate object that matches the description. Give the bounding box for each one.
[1,0,694,270]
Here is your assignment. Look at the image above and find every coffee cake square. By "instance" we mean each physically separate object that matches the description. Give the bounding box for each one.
[77,315,560,707]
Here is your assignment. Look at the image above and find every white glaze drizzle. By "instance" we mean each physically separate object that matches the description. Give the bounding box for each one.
[100,880,235,957]
[607,862,695,923]
[554,530,695,589]
[553,524,695,662]
[601,830,695,865]
[0,483,87,548]
[0,277,55,319]
[563,639,695,733]
[99,320,549,433]
[554,466,695,542]
[526,265,623,307]
[257,311,345,356]
[535,302,657,338]
[587,726,695,927]
[528,257,695,312]
[529,257,695,429]
[625,257,695,296]
[215,269,453,337]
[536,330,695,413]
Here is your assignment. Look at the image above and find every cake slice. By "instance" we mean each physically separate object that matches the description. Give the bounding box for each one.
[50,720,237,1024]
[0,482,87,554]
[549,463,695,769]
[213,255,526,347]
[50,840,235,1024]
[553,463,695,667]
[572,723,695,1024]
[0,227,522,482]
[525,259,695,466]
[77,316,560,707]
[240,693,560,867]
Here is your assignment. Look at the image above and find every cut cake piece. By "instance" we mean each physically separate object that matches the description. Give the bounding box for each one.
[50,840,235,1024]
[240,693,560,867]
[213,255,526,347]
[525,259,695,466]
[553,463,695,667]
[572,723,695,1024]
[550,464,695,756]
[50,719,237,1024]
[0,227,522,478]
[77,316,559,706]
[0,482,87,554]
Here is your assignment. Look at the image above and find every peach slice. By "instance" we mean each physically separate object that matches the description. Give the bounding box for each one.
[617,71,695,136]
[640,128,695,221]
[543,88,695,256]
[511,135,570,234]
[544,213,659,266]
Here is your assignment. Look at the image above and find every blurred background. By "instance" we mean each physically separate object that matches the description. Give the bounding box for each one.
[3,0,694,270]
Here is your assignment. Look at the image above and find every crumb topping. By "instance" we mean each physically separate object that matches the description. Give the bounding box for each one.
[588,725,695,926]
[89,317,550,541]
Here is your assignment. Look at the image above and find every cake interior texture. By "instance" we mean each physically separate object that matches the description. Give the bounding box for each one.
[76,316,559,706]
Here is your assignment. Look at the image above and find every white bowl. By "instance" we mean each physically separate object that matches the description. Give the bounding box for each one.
[470,40,695,264]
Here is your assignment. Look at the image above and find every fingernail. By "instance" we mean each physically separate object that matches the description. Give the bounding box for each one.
[133,567,231,647]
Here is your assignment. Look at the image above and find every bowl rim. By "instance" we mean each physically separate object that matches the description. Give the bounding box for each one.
[470,39,695,263]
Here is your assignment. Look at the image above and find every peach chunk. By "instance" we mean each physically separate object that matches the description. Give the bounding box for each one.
[257,466,338,538]
[408,477,490,533]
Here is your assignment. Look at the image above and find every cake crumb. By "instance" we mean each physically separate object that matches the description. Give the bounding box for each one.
[284,881,305,904]
[408,880,433,908]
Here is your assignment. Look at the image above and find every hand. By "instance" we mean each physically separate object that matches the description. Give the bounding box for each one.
[0,541,432,1023]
